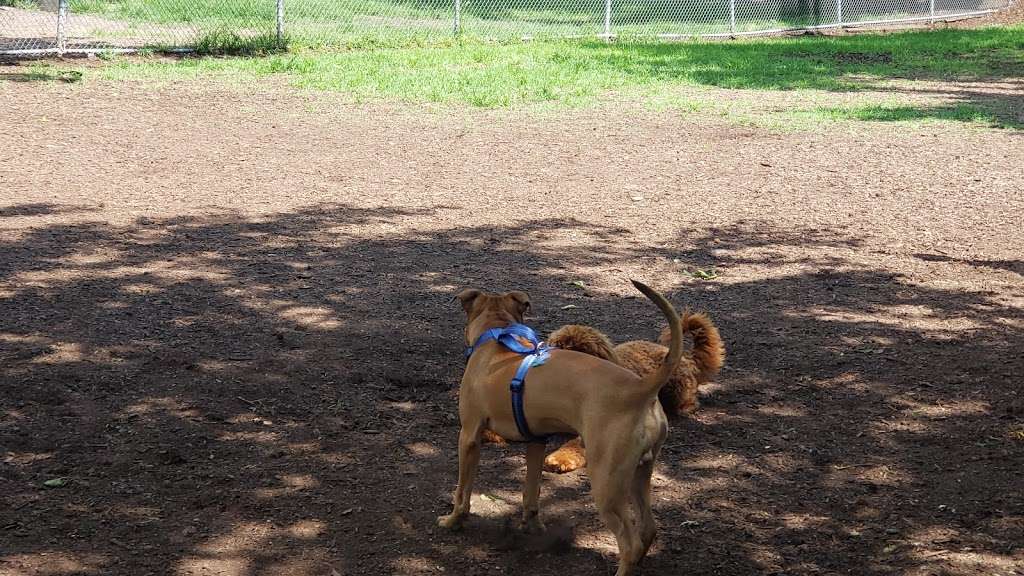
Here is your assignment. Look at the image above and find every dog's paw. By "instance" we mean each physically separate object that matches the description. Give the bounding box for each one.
[481,429,508,446]
[437,513,465,530]
[520,515,546,534]
[543,453,586,474]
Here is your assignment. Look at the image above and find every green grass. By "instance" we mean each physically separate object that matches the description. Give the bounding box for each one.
[82,26,1023,108]
[0,0,39,9]
[193,30,286,55]
[17,24,1023,129]
[808,103,1021,128]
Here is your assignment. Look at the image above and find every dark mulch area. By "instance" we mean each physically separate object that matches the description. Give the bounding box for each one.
[1,80,1022,576]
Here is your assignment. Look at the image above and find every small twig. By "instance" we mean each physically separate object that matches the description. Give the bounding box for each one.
[237,396,261,405]
[921,549,950,558]
[834,463,877,470]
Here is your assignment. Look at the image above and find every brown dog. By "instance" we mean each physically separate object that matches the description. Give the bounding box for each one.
[441,281,683,576]
[543,314,725,472]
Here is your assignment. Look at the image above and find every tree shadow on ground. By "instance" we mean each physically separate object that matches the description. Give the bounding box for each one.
[594,26,1023,89]
[1,205,1021,575]
[916,251,1024,277]
[857,78,1024,129]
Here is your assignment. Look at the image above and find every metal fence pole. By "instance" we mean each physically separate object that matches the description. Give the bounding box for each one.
[837,0,843,25]
[276,0,285,45]
[604,0,611,40]
[729,0,736,33]
[56,0,68,55]
[454,0,462,34]
[929,0,935,22]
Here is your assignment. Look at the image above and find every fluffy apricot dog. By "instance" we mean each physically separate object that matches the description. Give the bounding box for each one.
[542,312,725,473]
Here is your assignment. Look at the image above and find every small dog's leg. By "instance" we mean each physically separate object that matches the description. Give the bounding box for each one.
[438,424,483,530]
[679,379,700,414]
[521,441,546,533]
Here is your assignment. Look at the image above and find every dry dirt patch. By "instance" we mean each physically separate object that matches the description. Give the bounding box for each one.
[1,78,1022,576]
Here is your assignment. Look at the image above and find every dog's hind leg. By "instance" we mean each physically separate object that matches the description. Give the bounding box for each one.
[438,420,485,530]
[589,443,645,576]
[633,413,667,555]
[520,441,547,533]
[631,452,659,556]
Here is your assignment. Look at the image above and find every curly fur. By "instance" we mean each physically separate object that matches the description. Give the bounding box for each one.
[660,312,725,384]
[546,324,619,364]
[542,313,725,473]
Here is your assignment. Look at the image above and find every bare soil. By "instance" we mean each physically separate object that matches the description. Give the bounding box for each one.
[1,77,1022,576]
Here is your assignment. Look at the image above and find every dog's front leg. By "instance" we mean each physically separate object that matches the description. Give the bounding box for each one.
[438,425,482,529]
[520,441,546,533]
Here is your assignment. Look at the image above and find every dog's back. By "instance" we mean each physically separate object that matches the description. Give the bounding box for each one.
[547,324,618,363]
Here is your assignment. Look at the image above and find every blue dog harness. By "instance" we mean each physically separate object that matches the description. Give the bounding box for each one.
[465,323,553,442]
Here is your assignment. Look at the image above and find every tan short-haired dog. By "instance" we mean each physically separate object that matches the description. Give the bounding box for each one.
[439,280,682,576]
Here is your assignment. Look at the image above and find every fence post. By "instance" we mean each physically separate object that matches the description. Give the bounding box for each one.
[929,0,935,22]
[604,0,611,41]
[454,0,461,34]
[729,0,736,33]
[276,0,285,46]
[56,0,68,55]
[836,0,843,25]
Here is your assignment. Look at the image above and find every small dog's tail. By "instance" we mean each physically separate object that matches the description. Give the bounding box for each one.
[659,312,725,383]
[632,280,683,399]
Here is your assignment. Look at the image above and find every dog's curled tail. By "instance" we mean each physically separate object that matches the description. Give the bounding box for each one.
[631,280,683,399]
[659,312,725,383]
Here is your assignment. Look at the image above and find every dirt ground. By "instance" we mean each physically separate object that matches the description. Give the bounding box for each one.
[1,75,1022,576]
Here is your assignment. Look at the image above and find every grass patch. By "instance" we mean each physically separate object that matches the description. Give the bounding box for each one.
[0,67,84,83]
[0,0,39,9]
[55,26,1024,111]
[194,30,286,55]
[812,103,1018,128]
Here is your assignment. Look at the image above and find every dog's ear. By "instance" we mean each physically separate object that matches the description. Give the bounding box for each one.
[507,291,531,319]
[452,289,483,314]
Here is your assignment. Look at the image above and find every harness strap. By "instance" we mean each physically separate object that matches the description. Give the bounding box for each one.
[465,323,540,358]
[462,322,553,443]
[509,347,551,442]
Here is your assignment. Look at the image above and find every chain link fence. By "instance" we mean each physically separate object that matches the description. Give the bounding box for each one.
[0,0,1014,53]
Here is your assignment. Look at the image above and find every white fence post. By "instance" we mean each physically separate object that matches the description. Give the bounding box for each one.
[56,0,68,55]
[837,0,843,25]
[604,0,611,40]
[276,0,285,45]
[730,0,736,33]
[454,0,462,34]
[929,0,935,22]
